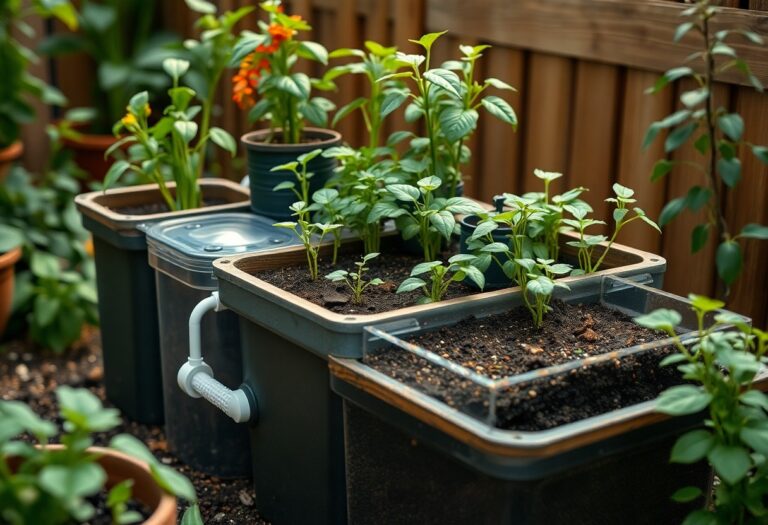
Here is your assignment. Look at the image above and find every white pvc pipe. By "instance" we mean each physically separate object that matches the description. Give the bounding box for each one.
[178,292,254,423]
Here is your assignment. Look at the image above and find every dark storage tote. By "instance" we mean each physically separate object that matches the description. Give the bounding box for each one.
[146,213,297,477]
[75,180,250,424]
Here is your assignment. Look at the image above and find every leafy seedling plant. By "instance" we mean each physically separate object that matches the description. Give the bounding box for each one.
[644,0,768,292]
[397,254,484,304]
[372,175,484,262]
[308,188,349,265]
[274,201,342,281]
[518,258,572,329]
[0,386,203,524]
[272,148,324,205]
[635,296,768,524]
[325,252,384,305]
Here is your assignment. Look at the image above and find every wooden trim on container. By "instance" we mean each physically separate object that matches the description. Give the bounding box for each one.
[426,0,768,88]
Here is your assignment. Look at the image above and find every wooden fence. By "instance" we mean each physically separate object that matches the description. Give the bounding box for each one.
[19,0,768,324]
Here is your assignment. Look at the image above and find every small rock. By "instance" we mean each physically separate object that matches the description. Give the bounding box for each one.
[579,328,599,342]
[7,352,18,361]
[15,364,29,382]
[161,457,173,465]
[520,343,544,355]
[213,513,226,522]
[323,292,349,306]
[528,389,537,398]
[87,366,103,383]
[238,489,254,506]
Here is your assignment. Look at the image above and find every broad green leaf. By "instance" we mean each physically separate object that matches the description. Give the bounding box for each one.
[481,96,518,127]
[417,176,442,192]
[740,223,768,240]
[680,88,709,108]
[423,68,462,98]
[34,295,60,327]
[30,251,60,279]
[162,58,190,80]
[741,421,768,454]
[181,504,204,525]
[481,242,510,253]
[691,224,709,253]
[209,127,236,156]
[674,22,695,42]
[716,240,742,285]
[173,121,198,143]
[380,90,408,118]
[408,31,447,52]
[151,464,197,502]
[430,210,455,240]
[397,277,426,293]
[688,294,724,314]
[671,486,702,503]
[708,444,751,484]
[752,145,768,165]
[634,309,681,332]
[39,463,105,499]
[485,78,516,91]
[184,0,216,14]
[462,265,485,290]
[718,113,744,141]
[651,159,675,182]
[740,391,768,411]
[411,261,442,276]
[717,157,741,187]
[297,148,323,164]
[272,181,295,192]
[297,41,328,65]
[0,224,23,252]
[656,385,711,416]
[659,197,686,227]
[439,107,478,142]
[110,434,157,465]
[685,186,711,212]
[387,184,420,202]
[665,122,697,153]
[681,510,718,525]
[468,220,498,241]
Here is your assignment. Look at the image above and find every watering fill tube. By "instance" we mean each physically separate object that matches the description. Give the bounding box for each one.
[145,212,297,477]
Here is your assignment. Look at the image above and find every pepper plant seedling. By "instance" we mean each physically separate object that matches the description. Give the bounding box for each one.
[271,148,324,204]
[274,201,342,280]
[325,252,384,304]
[518,258,571,329]
[397,254,484,304]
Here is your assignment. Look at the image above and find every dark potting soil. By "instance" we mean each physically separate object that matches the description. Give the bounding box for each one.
[255,250,477,315]
[84,490,151,525]
[0,328,269,524]
[113,199,228,216]
[366,301,681,431]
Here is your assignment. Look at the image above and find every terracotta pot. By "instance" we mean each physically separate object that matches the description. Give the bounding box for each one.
[0,247,21,337]
[7,445,177,524]
[61,127,122,184]
[0,141,23,181]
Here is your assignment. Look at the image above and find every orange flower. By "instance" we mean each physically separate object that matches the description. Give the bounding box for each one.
[231,53,271,109]
[268,22,295,45]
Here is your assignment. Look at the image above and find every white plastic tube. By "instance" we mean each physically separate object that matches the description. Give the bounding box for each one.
[177,292,254,423]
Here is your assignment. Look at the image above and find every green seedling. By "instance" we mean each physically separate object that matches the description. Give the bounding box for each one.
[325,252,384,304]
[635,295,768,524]
[309,188,349,265]
[274,201,342,280]
[272,148,324,204]
[397,254,484,304]
[518,258,571,329]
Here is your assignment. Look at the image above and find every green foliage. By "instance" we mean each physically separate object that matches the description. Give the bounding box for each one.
[108,59,236,211]
[637,295,768,524]
[271,148,323,206]
[0,132,98,351]
[645,0,768,294]
[396,254,484,304]
[0,386,203,524]
[274,201,342,280]
[0,0,75,146]
[325,252,384,304]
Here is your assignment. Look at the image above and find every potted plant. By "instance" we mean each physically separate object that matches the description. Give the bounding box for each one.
[0,224,22,337]
[39,0,183,183]
[0,0,76,179]
[327,277,755,524]
[231,0,341,220]
[0,385,202,524]
[75,58,249,424]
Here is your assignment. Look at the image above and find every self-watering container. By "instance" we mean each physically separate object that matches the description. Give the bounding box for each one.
[75,180,250,424]
[210,235,666,524]
[146,213,297,477]
[329,276,755,525]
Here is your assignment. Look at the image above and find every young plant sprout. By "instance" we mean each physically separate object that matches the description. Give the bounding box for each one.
[309,188,348,265]
[518,258,571,329]
[325,252,384,304]
[564,183,660,274]
[274,201,342,281]
[397,254,484,304]
[271,148,324,204]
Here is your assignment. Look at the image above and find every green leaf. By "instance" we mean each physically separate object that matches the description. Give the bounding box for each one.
[0,224,23,252]
[173,121,198,143]
[109,434,157,465]
[439,107,478,142]
[693,133,710,155]
[717,157,741,187]
[39,463,106,500]
[411,261,442,276]
[480,96,518,127]
[665,122,697,153]
[718,114,744,141]
[468,220,498,242]
[651,159,674,182]
[57,386,120,432]
[409,31,447,52]
[708,444,751,484]
[634,309,681,332]
[752,145,768,165]
[656,385,711,416]
[387,184,421,202]
[741,391,768,411]
[716,240,742,285]
[682,510,718,525]
[741,422,768,454]
[162,58,190,80]
[275,75,303,98]
[430,210,455,240]
[209,127,236,156]
[712,42,737,57]
[184,0,216,14]
[380,90,408,118]
[680,88,709,108]
[151,464,197,503]
[423,68,462,98]
[485,78,516,91]
[740,223,768,240]
[659,197,686,227]
[691,224,710,253]
[685,186,711,212]
[397,277,426,293]
[332,98,366,128]
[272,181,295,192]
[671,486,703,503]
[674,22,695,42]
[181,504,205,525]
[34,295,60,327]
[689,294,724,313]
[297,41,328,65]
[30,251,60,279]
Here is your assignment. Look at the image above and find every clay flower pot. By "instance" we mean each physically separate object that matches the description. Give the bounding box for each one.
[0,141,23,181]
[0,247,22,337]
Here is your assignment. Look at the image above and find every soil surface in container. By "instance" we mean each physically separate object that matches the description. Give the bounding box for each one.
[366,300,680,431]
[85,490,151,525]
[255,250,477,315]
[113,199,228,216]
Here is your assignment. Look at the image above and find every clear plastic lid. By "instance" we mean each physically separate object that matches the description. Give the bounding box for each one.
[146,212,297,288]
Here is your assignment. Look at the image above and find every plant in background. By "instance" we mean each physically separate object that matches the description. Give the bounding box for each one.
[326,252,384,305]
[274,201,342,281]
[106,58,237,211]
[0,386,203,524]
[387,32,518,195]
[644,0,768,294]
[0,124,98,351]
[40,0,181,135]
[397,254,484,304]
[635,296,768,524]
[373,175,484,262]
[272,148,323,205]
[231,0,333,143]
[0,0,76,147]
[309,188,348,265]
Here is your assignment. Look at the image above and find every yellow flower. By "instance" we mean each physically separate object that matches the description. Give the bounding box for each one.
[144,105,152,117]
[121,113,137,127]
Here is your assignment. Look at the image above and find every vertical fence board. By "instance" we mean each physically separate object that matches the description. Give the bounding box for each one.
[390,0,424,137]
[567,60,620,227]
[521,53,573,194]
[478,46,524,201]
[333,0,361,144]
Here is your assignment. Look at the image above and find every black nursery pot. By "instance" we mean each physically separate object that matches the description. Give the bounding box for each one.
[242,127,342,221]
[459,214,513,289]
